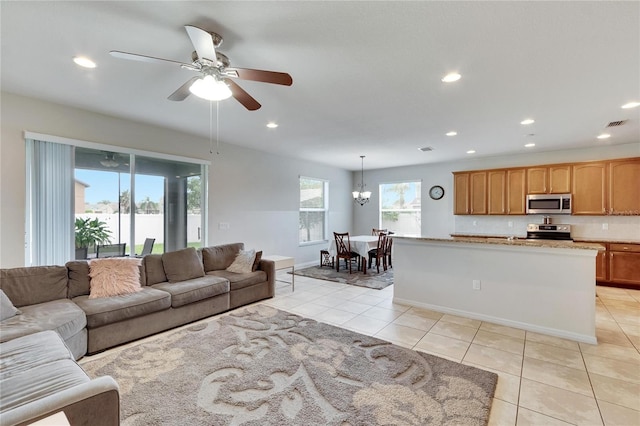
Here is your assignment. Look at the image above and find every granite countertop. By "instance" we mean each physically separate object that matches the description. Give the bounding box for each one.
[451,233,640,245]
[394,235,605,250]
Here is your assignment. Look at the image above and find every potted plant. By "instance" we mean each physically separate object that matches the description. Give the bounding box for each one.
[75,217,112,259]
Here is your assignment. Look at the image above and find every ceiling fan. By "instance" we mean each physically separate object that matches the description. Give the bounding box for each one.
[110,25,292,111]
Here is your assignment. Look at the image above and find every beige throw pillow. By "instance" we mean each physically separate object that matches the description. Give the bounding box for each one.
[88,258,142,299]
[226,249,256,274]
[0,289,21,321]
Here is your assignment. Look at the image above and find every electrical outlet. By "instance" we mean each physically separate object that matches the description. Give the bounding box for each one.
[508,221,513,228]
[473,220,478,226]
[602,223,608,230]
[472,280,481,290]
[218,222,230,230]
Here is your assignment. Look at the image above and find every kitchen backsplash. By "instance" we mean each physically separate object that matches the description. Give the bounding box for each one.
[454,215,640,242]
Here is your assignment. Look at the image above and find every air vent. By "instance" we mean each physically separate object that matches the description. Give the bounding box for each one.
[418,146,434,152]
[606,120,627,127]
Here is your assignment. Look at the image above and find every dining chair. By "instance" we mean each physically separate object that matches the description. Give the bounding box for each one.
[372,228,388,236]
[385,231,394,268]
[367,232,388,273]
[96,243,126,258]
[333,232,360,274]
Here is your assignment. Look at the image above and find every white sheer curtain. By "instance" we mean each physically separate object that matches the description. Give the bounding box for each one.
[25,139,74,266]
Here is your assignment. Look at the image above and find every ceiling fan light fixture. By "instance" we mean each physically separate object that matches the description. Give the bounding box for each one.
[441,72,461,83]
[189,75,232,101]
[100,153,119,168]
[73,56,96,68]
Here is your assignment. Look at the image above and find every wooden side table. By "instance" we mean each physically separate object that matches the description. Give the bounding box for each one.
[262,255,295,291]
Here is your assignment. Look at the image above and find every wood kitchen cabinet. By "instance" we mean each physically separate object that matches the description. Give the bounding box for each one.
[572,162,607,215]
[527,165,571,194]
[488,170,506,214]
[454,173,470,215]
[470,171,487,215]
[609,158,640,215]
[506,168,526,215]
[595,246,607,282]
[608,243,640,287]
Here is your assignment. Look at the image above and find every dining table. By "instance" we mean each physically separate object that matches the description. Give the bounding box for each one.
[327,235,380,274]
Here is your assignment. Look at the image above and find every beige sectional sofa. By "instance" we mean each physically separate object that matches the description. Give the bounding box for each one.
[0,242,275,425]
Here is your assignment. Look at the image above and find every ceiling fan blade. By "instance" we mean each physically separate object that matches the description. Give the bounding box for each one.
[227,68,293,86]
[110,50,188,66]
[168,76,200,101]
[184,25,217,62]
[225,79,261,111]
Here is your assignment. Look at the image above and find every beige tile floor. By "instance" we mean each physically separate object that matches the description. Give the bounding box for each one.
[262,271,640,426]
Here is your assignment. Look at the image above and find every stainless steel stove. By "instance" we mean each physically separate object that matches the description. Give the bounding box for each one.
[526,224,573,241]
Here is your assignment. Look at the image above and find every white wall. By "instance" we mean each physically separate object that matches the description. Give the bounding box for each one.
[353,143,640,240]
[0,92,353,268]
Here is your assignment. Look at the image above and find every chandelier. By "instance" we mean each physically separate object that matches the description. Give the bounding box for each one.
[352,155,372,206]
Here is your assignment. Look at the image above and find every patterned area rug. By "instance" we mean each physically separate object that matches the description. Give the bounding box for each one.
[82,305,497,425]
[291,265,393,289]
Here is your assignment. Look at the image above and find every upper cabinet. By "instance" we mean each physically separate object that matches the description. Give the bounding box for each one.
[453,171,487,215]
[470,172,487,215]
[609,158,640,215]
[506,169,527,215]
[488,170,506,215]
[572,162,607,215]
[527,165,571,194]
[453,157,639,216]
[453,173,470,215]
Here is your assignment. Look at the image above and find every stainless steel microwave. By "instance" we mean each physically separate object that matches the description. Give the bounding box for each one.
[526,193,572,215]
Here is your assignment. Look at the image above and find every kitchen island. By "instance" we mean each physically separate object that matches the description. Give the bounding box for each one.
[393,236,604,343]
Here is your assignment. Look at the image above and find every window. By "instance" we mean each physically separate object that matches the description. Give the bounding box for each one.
[379,181,421,236]
[299,177,328,244]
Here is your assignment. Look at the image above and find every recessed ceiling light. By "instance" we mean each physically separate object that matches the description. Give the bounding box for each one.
[597,133,611,139]
[466,150,476,154]
[73,56,96,68]
[520,119,535,125]
[524,143,536,148]
[446,131,457,136]
[441,72,461,83]
[266,122,278,129]
[621,101,640,109]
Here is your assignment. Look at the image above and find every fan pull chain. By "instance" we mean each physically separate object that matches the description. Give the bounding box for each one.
[209,100,213,154]
[216,100,220,155]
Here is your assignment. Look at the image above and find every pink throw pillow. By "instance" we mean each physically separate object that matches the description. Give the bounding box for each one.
[88,258,142,299]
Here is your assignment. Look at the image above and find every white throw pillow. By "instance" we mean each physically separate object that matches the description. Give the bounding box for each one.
[0,289,21,321]
[226,249,256,274]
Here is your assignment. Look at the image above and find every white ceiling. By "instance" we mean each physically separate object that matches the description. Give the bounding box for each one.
[1,1,639,171]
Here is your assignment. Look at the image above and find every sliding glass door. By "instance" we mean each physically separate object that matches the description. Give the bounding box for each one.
[70,147,206,259]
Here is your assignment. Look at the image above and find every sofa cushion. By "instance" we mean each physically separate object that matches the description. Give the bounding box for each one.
[0,266,67,307]
[143,254,166,286]
[0,331,88,413]
[206,270,267,291]
[72,287,171,328]
[151,276,229,308]
[0,299,86,343]
[162,247,205,283]
[226,249,256,274]
[0,289,21,321]
[201,243,244,272]
[88,257,142,299]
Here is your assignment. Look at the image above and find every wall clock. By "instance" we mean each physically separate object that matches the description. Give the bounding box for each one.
[429,185,445,200]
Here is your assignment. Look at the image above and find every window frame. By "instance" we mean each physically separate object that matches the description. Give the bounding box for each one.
[298,176,329,246]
